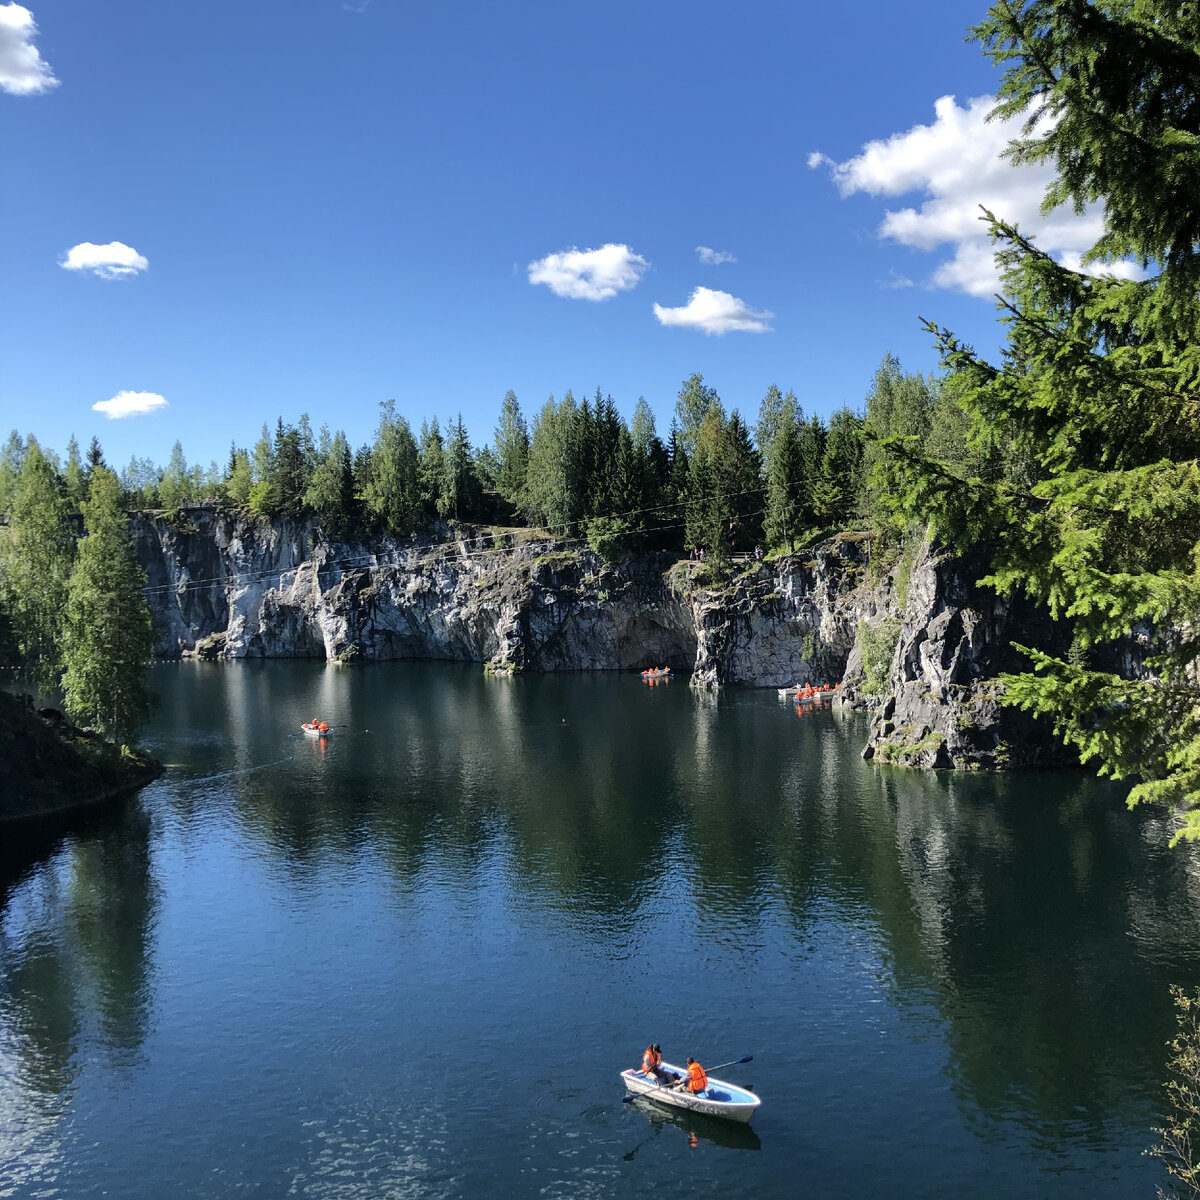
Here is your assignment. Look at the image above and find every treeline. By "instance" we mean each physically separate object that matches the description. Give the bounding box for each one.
[1,356,966,562]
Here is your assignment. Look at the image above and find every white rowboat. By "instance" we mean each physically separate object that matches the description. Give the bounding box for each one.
[619,1062,760,1123]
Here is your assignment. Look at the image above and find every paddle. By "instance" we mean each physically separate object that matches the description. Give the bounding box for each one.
[622,1055,753,1103]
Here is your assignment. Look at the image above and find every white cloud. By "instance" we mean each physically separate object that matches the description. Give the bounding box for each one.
[810,94,1138,298]
[696,246,737,265]
[61,241,149,280]
[653,287,773,336]
[527,243,648,301]
[93,391,168,419]
[0,4,57,95]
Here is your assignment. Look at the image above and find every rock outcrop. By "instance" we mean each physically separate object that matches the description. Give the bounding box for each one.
[855,540,1074,770]
[132,508,1079,770]
[0,692,164,822]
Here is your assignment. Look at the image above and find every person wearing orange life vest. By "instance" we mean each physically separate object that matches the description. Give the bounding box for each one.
[640,1042,667,1081]
[673,1056,707,1094]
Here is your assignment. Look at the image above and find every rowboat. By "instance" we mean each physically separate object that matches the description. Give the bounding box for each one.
[301,722,331,737]
[619,1063,761,1123]
[640,668,673,680]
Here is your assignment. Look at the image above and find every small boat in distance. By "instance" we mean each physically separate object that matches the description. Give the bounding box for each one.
[779,682,839,700]
[640,667,673,680]
[619,1062,760,1123]
[301,721,331,737]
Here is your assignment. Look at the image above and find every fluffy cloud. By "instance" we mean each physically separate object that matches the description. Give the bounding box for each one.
[61,241,149,280]
[810,95,1137,298]
[0,4,57,95]
[653,287,772,336]
[696,246,737,265]
[93,391,168,419]
[527,243,648,301]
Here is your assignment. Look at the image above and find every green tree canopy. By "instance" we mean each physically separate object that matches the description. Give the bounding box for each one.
[0,439,75,693]
[883,0,1200,838]
[61,466,155,744]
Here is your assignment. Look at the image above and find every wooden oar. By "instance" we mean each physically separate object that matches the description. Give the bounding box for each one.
[622,1055,753,1103]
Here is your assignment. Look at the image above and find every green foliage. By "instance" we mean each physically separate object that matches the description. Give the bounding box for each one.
[878,0,1200,833]
[306,429,360,539]
[524,394,578,530]
[674,373,723,458]
[1150,985,1200,1197]
[158,440,192,512]
[493,390,529,516]
[361,401,420,535]
[763,392,807,552]
[585,515,633,562]
[442,413,482,523]
[61,467,155,745]
[0,438,75,692]
[858,620,902,698]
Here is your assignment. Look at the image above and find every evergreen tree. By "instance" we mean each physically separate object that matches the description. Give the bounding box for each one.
[0,439,75,692]
[65,436,86,508]
[248,424,276,516]
[763,395,806,553]
[884,0,1200,836]
[0,431,24,517]
[442,413,481,522]
[493,390,529,517]
[666,421,690,525]
[158,441,190,511]
[271,417,313,518]
[684,406,732,560]
[525,394,577,530]
[417,418,447,520]
[363,401,421,534]
[817,406,866,527]
[306,429,360,539]
[61,466,154,745]
[718,411,763,553]
[224,445,253,507]
[121,455,161,509]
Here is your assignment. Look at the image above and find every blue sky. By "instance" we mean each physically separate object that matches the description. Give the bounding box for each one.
[1,0,1109,473]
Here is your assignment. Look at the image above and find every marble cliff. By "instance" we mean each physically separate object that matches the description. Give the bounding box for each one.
[133,508,1077,769]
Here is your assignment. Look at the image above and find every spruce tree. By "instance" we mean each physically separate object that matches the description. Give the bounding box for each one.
[493,390,530,517]
[363,402,420,534]
[61,466,154,744]
[0,439,75,693]
[884,0,1200,837]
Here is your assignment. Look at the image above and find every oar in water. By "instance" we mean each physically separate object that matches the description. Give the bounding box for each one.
[622,1055,753,1103]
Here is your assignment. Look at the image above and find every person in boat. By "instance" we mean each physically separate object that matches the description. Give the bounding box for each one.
[673,1056,707,1094]
[640,1042,669,1082]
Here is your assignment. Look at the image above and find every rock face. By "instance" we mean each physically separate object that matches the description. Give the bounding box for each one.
[132,509,1079,770]
[855,540,1074,769]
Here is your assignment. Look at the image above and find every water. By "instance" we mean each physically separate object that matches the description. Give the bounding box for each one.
[2,662,1199,1198]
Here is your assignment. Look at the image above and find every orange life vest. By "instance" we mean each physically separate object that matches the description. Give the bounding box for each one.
[642,1046,661,1073]
[685,1061,707,1093]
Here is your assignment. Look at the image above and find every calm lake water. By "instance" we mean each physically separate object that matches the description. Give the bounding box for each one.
[3,662,1200,1198]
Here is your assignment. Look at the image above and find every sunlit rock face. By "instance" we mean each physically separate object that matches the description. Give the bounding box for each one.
[132,511,1078,770]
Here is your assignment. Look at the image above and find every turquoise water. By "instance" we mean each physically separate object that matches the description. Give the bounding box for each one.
[2,661,1198,1197]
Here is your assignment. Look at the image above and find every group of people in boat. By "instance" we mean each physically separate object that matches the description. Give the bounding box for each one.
[639,1043,707,1094]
